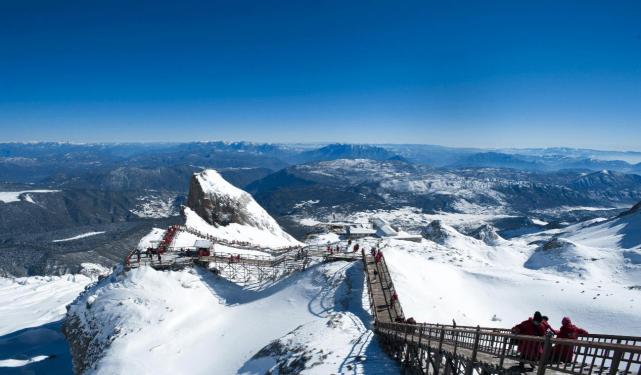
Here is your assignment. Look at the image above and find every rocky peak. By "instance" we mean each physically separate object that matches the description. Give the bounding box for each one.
[186,169,283,233]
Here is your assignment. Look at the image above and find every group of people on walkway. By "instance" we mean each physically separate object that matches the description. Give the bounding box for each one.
[326,241,364,255]
[512,311,588,365]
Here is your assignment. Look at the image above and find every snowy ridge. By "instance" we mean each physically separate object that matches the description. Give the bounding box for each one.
[0,263,110,336]
[63,261,396,374]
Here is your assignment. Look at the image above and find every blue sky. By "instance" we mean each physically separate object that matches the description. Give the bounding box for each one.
[1,1,640,149]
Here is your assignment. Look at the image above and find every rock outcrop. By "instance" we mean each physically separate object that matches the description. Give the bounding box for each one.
[469,224,504,245]
[421,220,449,244]
[187,169,285,234]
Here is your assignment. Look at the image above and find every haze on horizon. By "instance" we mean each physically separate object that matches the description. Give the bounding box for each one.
[1,1,640,150]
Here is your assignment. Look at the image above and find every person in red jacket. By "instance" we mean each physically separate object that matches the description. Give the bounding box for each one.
[542,315,559,335]
[552,317,588,363]
[511,311,546,362]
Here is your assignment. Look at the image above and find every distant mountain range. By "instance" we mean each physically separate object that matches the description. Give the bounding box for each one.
[2,141,641,276]
[451,152,641,173]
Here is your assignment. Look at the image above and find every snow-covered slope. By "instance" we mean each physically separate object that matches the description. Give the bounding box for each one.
[0,264,110,374]
[525,201,641,282]
[185,169,300,248]
[384,235,641,335]
[377,201,641,335]
[0,264,109,336]
[63,262,396,374]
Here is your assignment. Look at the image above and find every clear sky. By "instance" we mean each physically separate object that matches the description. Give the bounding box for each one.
[1,1,640,150]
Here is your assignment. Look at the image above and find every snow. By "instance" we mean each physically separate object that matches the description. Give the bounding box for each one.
[533,206,621,214]
[0,190,60,203]
[66,261,395,374]
[52,231,106,243]
[0,355,49,367]
[171,229,274,257]
[239,312,398,374]
[298,217,322,226]
[305,232,341,245]
[136,228,166,251]
[531,218,549,226]
[184,206,300,248]
[0,263,110,337]
[350,206,514,234]
[196,169,248,201]
[130,194,179,218]
[293,199,320,209]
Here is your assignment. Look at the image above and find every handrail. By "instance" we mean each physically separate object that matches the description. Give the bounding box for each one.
[376,321,641,375]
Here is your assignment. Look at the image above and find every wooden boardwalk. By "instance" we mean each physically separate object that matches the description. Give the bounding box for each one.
[363,252,403,323]
[125,225,367,287]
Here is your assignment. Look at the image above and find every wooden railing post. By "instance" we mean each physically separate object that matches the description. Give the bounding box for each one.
[537,332,553,375]
[434,325,445,375]
[608,349,622,375]
[416,323,424,371]
[465,326,481,375]
[499,334,509,368]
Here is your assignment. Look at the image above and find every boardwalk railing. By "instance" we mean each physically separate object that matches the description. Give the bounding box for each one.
[362,250,641,375]
[376,322,641,375]
[124,224,367,284]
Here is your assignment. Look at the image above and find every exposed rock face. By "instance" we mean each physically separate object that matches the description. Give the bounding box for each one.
[619,200,641,217]
[186,169,282,233]
[187,173,247,227]
[421,220,449,244]
[62,274,113,374]
[470,224,503,245]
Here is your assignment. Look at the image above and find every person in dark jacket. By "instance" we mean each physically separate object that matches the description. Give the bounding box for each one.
[511,311,546,362]
[552,317,588,363]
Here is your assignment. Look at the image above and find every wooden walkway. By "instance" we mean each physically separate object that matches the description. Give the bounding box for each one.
[363,252,403,323]
[124,225,368,286]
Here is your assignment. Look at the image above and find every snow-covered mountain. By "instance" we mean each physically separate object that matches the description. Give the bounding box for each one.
[295,143,399,163]
[568,170,641,202]
[184,169,300,248]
